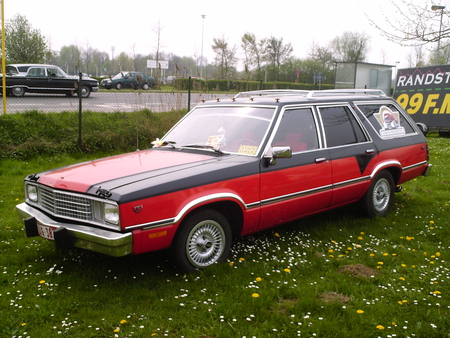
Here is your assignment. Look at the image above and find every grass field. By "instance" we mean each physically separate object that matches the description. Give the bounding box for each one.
[0,135,449,338]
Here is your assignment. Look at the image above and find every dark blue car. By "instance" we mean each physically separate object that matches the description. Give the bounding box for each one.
[101,71,155,90]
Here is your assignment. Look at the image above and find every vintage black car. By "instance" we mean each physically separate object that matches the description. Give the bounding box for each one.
[1,64,99,98]
[101,71,155,90]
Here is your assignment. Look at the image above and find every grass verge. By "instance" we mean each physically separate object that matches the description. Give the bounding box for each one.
[0,135,449,338]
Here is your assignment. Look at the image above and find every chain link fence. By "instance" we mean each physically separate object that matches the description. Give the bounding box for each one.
[1,90,231,114]
[0,77,235,157]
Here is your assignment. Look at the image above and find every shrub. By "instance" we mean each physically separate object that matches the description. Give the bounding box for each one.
[0,109,186,159]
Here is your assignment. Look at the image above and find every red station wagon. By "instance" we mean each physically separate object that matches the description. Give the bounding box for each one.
[16,89,431,271]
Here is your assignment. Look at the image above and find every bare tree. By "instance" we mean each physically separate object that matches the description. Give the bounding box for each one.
[212,37,238,81]
[241,33,266,81]
[265,37,293,82]
[59,44,82,74]
[405,44,426,67]
[152,20,165,86]
[366,0,449,48]
[309,42,335,70]
[330,31,370,62]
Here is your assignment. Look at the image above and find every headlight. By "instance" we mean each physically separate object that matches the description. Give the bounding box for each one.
[104,203,119,225]
[26,184,38,202]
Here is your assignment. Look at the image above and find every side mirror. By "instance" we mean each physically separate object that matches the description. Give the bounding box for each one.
[264,146,292,165]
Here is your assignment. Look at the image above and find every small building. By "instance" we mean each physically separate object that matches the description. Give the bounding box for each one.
[334,61,394,96]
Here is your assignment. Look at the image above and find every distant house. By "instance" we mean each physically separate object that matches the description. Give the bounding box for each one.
[334,61,394,96]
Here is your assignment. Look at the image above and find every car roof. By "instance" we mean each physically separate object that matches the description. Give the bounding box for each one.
[210,89,391,105]
[7,64,59,68]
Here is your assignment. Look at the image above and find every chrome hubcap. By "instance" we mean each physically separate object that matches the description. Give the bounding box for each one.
[187,221,225,268]
[373,178,390,212]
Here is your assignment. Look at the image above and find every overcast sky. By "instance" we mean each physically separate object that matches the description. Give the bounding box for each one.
[3,0,449,70]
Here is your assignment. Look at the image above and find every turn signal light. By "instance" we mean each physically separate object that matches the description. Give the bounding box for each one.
[148,230,168,239]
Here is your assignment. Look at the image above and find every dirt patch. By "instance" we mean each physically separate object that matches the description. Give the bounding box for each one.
[271,298,298,314]
[338,264,378,278]
[317,292,350,304]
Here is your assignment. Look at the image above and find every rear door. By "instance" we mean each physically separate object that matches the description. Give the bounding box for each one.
[259,106,333,229]
[26,67,49,90]
[317,104,376,207]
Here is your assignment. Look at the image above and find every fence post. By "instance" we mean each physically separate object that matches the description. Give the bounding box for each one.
[188,76,191,111]
[78,72,82,146]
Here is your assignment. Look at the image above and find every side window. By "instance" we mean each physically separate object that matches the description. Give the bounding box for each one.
[271,108,318,152]
[319,106,367,147]
[28,68,45,77]
[356,103,415,137]
[47,68,58,77]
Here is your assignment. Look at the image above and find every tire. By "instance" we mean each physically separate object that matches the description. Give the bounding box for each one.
[77,86,91,98]
[360,170,394,218]
[142,83,150,90]
[172,209,232,272]
[12,87,25,97]
[115,83,122,90]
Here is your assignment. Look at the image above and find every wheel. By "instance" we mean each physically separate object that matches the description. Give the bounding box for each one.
[360,170,394,218]
[11,87,25,97]
[115,82,122,90]
[142,83,150,90]
[79,86,91,98]
[172,209,232,272]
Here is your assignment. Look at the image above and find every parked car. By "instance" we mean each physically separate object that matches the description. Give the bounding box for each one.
[1,64,99,98]
[16,89,431,271]
[100,71,155,90]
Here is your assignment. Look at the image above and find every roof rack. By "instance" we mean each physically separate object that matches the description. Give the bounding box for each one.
[234,88,387,99]
[306,89,387,98]
[234,89,310,98]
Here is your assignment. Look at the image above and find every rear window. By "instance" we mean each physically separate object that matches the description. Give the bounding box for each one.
[6,66,19,75]
[356,103,416,138]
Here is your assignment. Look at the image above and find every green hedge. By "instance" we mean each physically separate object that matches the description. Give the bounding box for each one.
[174,78,334,92]
[0,110,186,160]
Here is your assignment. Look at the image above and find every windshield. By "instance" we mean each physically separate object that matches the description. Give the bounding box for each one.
[160,106,277,156]
[47,67,68,77]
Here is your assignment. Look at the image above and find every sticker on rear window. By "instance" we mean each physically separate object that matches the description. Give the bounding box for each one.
[373,106,406,138]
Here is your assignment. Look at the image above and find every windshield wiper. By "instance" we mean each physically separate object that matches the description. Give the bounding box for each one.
[182,144,223,154]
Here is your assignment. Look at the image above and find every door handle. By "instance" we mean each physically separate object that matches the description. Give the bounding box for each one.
[365,149,375,155]
[315,157,327,163]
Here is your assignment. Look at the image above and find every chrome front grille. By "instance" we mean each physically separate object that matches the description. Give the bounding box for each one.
[39,186,93,221]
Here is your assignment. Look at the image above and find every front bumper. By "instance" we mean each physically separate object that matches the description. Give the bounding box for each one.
[16,203,132,257]
[101,82,112,89]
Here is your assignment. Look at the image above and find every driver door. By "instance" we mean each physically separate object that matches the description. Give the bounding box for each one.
[259,106,332,230]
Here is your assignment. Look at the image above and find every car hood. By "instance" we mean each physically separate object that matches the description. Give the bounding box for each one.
[34,149,257,202]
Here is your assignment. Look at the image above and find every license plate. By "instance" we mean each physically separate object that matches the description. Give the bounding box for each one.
[37,222,55,241]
